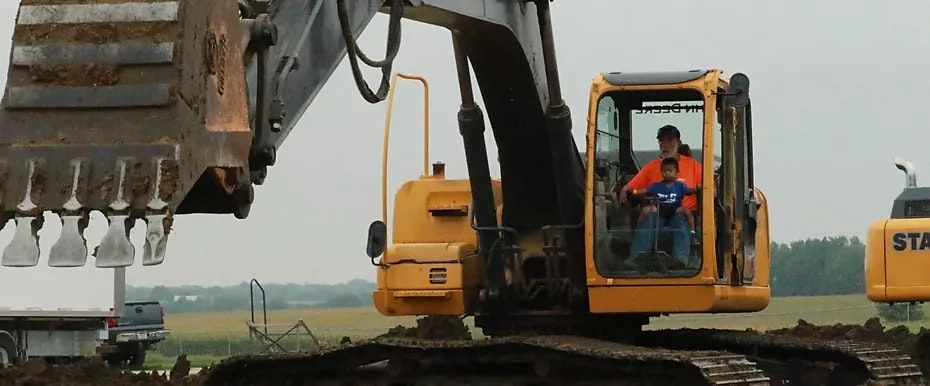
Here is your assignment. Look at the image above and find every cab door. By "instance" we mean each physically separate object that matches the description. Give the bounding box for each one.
[718,74,759,285]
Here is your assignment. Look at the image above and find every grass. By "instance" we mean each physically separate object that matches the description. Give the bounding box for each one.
[166,295,923,338]
[165,307,420,341]
[142,295,930,369]
[648,294,885,331]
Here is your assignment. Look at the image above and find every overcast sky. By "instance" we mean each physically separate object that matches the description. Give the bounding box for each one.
[0,1,928,308]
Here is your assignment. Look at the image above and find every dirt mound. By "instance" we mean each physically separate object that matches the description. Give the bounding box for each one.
[379,315,472,341]
[0,356,204,386]
[169,354,192,383]
[768,317,930,374]
[768,317,917,348]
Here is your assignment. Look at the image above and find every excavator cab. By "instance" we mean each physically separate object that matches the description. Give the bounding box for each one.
[584,69,771,313]
[866,158,930,302]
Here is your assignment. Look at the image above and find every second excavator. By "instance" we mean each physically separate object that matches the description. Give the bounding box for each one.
[866,158,930,304]
[0,0,924,384]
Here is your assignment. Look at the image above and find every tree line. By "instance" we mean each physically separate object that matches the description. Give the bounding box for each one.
[770,236,865,296]
[128,279,375,313]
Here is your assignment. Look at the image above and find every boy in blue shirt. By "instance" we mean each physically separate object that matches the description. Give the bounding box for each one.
[632,157,697,236]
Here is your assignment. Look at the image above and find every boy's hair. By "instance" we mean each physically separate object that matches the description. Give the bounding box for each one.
[661,157,679,170]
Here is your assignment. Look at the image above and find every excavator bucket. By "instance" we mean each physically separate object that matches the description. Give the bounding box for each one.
[0,0,254,268]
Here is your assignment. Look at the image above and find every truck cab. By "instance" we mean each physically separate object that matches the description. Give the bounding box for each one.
[99,301,169,366]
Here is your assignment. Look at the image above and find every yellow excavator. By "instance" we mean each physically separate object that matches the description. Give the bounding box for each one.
[0,0,923,384]
[371,69,769,324]
[866,158,930,303]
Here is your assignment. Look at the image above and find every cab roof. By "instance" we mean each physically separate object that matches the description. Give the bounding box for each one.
[602,70,710,86]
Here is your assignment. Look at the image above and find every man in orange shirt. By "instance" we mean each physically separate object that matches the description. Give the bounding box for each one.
[619,125,702,263]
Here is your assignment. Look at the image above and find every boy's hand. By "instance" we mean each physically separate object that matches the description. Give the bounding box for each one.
[619,186,630,203]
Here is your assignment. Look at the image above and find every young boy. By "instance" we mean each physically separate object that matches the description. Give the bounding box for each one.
[632,157,697,235]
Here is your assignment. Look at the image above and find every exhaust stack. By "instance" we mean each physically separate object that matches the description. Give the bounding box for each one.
[895,158,917,188]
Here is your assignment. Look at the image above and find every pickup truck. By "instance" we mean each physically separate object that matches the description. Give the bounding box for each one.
[99,301,169,366]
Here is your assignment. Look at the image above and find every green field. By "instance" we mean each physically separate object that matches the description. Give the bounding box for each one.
[149,294,929,369]
[649,294,900,330]
[165,294,926,337]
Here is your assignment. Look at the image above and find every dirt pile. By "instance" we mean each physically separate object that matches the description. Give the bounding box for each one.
[378,315,472,341]
[0,356,204,386]
[767,317,930,373]
[169,355,192,383]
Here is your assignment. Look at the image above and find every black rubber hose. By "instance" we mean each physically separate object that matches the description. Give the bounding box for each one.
[337,0,403,103]
[355,0,402,68]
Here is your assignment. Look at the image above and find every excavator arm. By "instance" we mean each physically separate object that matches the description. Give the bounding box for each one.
[0,0,585,289]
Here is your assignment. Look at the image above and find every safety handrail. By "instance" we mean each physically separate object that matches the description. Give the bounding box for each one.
[380,72,431,246]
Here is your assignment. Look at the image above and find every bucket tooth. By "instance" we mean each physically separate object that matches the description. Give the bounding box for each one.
[95,159,135,268]
[49,159,89,267]
[2,216,42,267]
[142,214,170,266]
[3,159,44,267]
[48,214,88,267]
[142,158,174,266]
[94,214,134,268]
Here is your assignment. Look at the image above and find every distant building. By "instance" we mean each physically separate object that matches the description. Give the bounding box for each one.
[173,295,203,302]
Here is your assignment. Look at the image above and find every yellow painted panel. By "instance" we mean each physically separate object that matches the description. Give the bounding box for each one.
[867,218,930,302]
[865,220,888,301]
[886,286,930,302]
[374,289,469,316]
[588,285,769,313]
[389,178,501,245]
[373,252,482,317]
[385,242,475,264]
[883,219,930,287]
[380,263,465,290]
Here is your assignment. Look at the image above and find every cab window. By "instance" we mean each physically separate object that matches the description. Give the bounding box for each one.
[592,89,706,279]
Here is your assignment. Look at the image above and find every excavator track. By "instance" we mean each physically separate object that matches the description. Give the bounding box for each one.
[203,336,771,386]
[641,329,926,385]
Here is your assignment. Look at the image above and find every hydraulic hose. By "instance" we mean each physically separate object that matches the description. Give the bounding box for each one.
[337,0,404,103]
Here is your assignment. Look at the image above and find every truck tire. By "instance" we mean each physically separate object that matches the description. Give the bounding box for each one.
[129,346,146,366]
[0,334,16,366]
[105,354,126,366]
